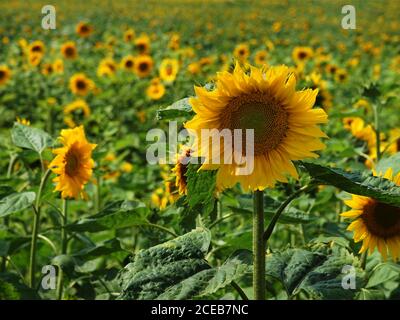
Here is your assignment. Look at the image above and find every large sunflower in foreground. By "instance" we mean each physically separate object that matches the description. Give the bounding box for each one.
[185,63,328,191]
[49,126,96,199]
[341,168,400,261]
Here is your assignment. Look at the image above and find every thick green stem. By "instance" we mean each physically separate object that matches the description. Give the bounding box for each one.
[360,251,368,270]
[263,184,315,246]
[373,104,381,161]
[253,190,265,300]
[29,169,52,288]
[57,199,68,300]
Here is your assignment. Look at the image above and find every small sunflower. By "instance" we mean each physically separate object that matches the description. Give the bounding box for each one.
[386,129,400,155]
[146,79,165,100]
[134,55,153,78]
[49,126,96,199]
[341,168,400,261]
[234,44,250,62]
[41,63,54,76]
[69,73,94,96]
[63,100,91,128]
[28,52,42,66]
[185,62,328,191]
[292,46,313,64]
[61,41,78,60]
[168,34,180,50]
[254,50,268,66]
[123,28,135,42]
[53,59,64,74]
[120,55,135,72]
[172,148,192,195]
[0,65,11,86]
[97,58,117,77]
[159,58,179,82]
[335,69,348,83]
[76,22,93,37]
[135,34,150,54]
[29,40,45,56]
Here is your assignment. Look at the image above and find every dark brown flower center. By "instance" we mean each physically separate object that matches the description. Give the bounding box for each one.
[0,70,5,79]
[125,60,133,68]
[220,93,289,156]
[298,51,307,59]
[65,47,75,56]
[65,148,80,176]
[76,80,87,90]
[139,62,149,72]
[361,201,400,239]
[32,45,42,52]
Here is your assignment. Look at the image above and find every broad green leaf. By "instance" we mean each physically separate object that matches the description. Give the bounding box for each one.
[72,239,125,260]
[366,263,400,288]
[301,162,400,206]
[118,228,212,300]
[52,255,104,275]
[0,192,36,218]
[11,122,53,154]
[357,288,386,300]
[157,97,193,120]
[265,247,364,299]
[65,200,149,232]
[158,249,252,299]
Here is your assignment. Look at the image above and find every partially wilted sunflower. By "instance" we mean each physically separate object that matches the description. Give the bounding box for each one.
[61,41,78,60]
[0,65,11,86]
[234,44,250,62]
[135,35,150,54]
[159,58,179,82]
[76,22,93,37]
[185,63,328,191]
[134,55,153,78]
[29,40,45,56]
[292,46,313,64]
[172,148,192,195]
[69,73,94,96]
[341,168,400,261]
[49,126,96,199]
[120,55,135,72]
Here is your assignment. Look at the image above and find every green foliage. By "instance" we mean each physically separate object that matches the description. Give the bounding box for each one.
[0,192,36,218]
[157,98,193,120]
[11,122,53,155]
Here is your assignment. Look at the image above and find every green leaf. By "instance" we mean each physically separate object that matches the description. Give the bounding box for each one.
[186,161,217,216]
[357,288,386,300]
[157,98,193,120]
[376,153,400,177]
[366,263,400,288]
[265,247,364,299]
[158,249,252,299]
[0,273,39,300]
[0,192,36,218]
[72,239,125,260]
[11,122,53,154]
[118,228,212,299]
[65,200,149,232]
[301,162,400,206]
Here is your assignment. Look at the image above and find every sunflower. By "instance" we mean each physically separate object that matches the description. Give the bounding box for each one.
[292,46,313,64]
[185,62,328,191]
[61,41,78,60]
[146,79,165,100]
[120,55,135,72]
[386,129,400,155]
[123,28,135,42]
[76,22,93,37]
[16,117,30,126]
[187,62,200,75]
[28,52,42,66]
[0,65,11,86]
[135,34,150,54]
[335,69,348,83]
[53,59,64,74]
[254,50,268,66]
[49,126,96,199]
[134,55,153,78]
[172,148,192,195]
[325,63,338,75]
[63,100,91,128]
[69,73,94,96]
[234,44,250,62]
[343,117,376,147]
[29,40,45,56]
[168,34,180,50]
[341,168,400,261]
[41,63,54,76]
[159,58,179,82]
[97,58,117,77]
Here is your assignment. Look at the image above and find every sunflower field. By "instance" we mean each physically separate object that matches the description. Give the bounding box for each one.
[0,0,400,303]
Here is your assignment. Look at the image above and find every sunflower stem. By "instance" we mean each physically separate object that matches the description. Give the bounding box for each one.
[29,168,52,288]
[360,251,368,270]
[253,189,265,300]
[57,199,68,300]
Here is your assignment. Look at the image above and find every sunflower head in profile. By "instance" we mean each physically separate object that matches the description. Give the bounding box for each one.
[28,52,42,66]
[146,78,165,100]
[123,28,135,42]
[69,73,94,96]
[61,41,78,60]
[29,40,45,56]
[0,65,11,86]
[185,62,328,192]
[97,58,117,77]
[76,22,93,37]
[135,35,150,54]
[120,55,135,72]
[159,58,179,82]
[292,46,313,64]
[341,168,400,261]
[49,126,96,199]
[172,147,192,195]
[134,55,153,78]
[234,44,250,62]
